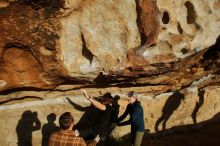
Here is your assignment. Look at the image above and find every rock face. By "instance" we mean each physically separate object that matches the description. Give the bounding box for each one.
[0,0,219,90]
[1,86,220,146]
[0,0,220,146]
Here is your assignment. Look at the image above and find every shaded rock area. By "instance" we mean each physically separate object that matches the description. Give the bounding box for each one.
[0,0,220,146]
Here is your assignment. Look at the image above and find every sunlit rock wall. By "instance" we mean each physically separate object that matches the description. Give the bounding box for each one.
[1,86,220,146]
[0,0,220,146]
[0,0,219,90]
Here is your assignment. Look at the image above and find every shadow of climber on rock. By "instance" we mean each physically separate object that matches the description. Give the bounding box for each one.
[41,113,59,146]
[111,95,120,123]
[16,110,41,146]
[66,97,100,139]
[191,89,205,124]
[66,93,120,142]
[155,91,185,132]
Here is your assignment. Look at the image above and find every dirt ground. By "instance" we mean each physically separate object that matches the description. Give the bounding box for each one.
[143,123,220,146]
[113,121,220,146]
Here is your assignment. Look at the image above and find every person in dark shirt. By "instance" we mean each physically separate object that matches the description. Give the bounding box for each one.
[115,91,145,146]
[80,89,115,144]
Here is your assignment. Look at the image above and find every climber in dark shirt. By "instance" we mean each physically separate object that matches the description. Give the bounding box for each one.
[80,89,115,143]
[115,91,145,146]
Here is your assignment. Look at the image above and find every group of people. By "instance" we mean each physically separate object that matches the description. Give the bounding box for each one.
[48,90,145,146]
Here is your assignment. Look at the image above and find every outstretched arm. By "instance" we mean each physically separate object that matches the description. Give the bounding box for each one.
[32,112,41,131]
[116,105,131,126]
[81,89,106,111]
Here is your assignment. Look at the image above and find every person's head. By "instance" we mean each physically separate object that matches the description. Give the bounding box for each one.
[101,92,113,105]
[47,113,56,122]
[128,91,138,104]
[22,110,37,121]
[114,95,120,101]
[59,112,74,130]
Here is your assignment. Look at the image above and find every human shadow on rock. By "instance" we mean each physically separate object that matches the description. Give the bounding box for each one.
[41,113,59,146]
[191,89,205,124]
[154,91,185,132]
[16,110,41,146]
[66,97,100,139]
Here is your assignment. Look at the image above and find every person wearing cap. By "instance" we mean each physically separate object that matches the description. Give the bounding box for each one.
[80,89,115,144]
[115,91,145,146]
[49,112,100,146]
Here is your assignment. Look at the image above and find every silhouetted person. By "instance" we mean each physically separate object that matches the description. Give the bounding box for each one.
[155,91,185,132]
[42,113,59,146]
[16,110,41,146]
[79,90,116,145]
[192,90,205,124]
[67,94,120,145]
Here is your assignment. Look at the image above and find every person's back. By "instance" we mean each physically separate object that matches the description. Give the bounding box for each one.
[49,112,99,146]
[129,101,145,132]
[93,104,113,139]
[49,130,86,146]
